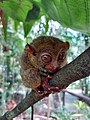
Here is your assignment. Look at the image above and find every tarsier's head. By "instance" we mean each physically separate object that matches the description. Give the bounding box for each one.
[25,36,69,76]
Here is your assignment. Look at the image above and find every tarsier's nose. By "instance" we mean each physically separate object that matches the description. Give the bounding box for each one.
[46,62,59,72]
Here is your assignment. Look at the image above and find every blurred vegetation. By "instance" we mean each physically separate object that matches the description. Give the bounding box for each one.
[0,0,90,119]
[51,101,90,120]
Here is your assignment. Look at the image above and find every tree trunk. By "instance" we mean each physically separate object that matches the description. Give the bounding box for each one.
[0,47,90,120]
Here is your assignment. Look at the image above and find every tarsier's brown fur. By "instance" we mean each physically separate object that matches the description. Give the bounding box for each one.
[20,36,69,95]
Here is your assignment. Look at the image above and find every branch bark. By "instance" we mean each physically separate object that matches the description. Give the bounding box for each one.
[0,47,90,120]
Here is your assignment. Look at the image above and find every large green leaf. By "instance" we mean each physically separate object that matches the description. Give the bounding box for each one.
[41,0,90,35]
[0,0,32,22]
[23,20,35,37]
[26,3,40,21]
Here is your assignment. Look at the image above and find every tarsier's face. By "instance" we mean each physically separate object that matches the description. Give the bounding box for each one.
[37,48,67,76]
[25,36,69,76]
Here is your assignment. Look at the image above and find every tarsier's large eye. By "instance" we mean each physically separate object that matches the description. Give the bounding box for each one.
[41,53,52,63]
[58,52,66,60]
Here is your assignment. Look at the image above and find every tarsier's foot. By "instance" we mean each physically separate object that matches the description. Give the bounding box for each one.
[35,75,66,96]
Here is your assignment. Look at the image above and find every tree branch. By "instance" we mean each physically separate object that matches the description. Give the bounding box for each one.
[50,47,90,87]
[0,47,90,120]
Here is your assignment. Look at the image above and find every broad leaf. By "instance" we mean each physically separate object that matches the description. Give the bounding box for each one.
[0,0,32,22]
[23,20,35,37]
[41,0,90,35]
[26,3,40,21]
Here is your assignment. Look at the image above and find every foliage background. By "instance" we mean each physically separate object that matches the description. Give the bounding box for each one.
[0,0,90,120]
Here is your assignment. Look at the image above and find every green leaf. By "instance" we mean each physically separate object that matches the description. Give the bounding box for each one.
[15,39,24,52]
[26,3,40,21]
[41,0,90,35]
[44,16,49,34]
[23,20,35,37]
[71,114,84,117]
[3,17,8,40]
[0,0,33,22]
[14,20,20,31]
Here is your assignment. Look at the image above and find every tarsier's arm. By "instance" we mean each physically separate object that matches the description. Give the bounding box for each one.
[20,36,69,96]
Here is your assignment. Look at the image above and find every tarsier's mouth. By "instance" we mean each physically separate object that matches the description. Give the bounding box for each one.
[39,67,58,77]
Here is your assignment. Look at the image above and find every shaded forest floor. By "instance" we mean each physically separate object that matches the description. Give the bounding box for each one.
[0,89,89,120]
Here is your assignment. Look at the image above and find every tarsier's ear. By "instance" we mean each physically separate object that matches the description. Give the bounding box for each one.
[64,41,70,50]
[24,43,36,55]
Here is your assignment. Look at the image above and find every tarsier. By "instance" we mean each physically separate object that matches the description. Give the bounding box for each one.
[20,36,69,96]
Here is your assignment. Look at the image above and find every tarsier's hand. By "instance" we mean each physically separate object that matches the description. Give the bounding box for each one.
[20,36,69,96]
